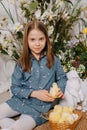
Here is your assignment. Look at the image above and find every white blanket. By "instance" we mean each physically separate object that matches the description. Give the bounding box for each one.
[0,54,15,94]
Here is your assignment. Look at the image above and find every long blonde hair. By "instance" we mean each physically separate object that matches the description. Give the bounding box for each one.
[19,21,54,72]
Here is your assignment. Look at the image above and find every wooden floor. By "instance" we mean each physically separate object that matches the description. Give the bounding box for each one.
[0,91,87,130]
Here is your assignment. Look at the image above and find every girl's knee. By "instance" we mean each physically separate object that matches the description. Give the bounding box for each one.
[0,118,15,129]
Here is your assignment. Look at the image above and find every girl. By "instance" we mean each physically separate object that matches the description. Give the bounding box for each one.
[0,21,67,130]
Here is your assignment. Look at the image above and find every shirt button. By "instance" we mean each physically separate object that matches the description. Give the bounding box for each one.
[39,86,42,89]
[42,105,45,109]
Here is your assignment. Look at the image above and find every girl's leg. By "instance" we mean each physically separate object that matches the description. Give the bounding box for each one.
[0,103,19,128]
[0,118,15,128]
[10,114,36,130]
[0,103,19,119]
[0,103,36,130]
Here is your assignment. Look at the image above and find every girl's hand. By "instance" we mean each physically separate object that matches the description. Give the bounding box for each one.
[30,90,54,102]
[56,88,65,99]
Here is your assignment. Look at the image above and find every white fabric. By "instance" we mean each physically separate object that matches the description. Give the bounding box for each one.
[0,103,36,130]
[81,79,87,111]
[0,54,15,94]
[10,115,36,130]
[0,128,12,130]
[0,118,15,129]
[59,70,84,109]
[0,103,19,119]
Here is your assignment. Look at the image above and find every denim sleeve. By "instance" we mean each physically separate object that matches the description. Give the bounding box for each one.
[10,64,33,99]
[55,57,67,93]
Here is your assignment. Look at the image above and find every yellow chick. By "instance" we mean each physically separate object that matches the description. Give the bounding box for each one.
[50,82,60,98]
[53,105,63,114]
[50,87,56,98]
[63,106,73,114]
[59,112,74,123]
[67,114,75,124]
[49,111,61,122]
[49,105,76,124]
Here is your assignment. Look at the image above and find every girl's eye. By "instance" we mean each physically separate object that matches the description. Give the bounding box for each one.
[39,37,44,41]
[31,38,35,41]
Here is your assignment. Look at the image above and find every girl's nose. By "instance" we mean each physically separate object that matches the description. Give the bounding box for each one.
[36,41,40,46]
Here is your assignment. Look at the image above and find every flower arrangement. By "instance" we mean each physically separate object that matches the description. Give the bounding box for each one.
[0,0,87,78]
[59,26,87,79]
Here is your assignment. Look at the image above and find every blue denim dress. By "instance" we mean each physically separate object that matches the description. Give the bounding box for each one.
[6,55,67,125]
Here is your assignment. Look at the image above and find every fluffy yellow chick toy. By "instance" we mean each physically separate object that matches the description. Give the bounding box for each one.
[53,105,63,113]
[63,106,73,114]
[50,82,60,98]
[49,111,61,122]
[49,105,78,124]
[59,112,75,124]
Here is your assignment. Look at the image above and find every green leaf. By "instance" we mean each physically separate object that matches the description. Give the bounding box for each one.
[29,1,38,12]
[13,50,20,60]
[80,51,87,61]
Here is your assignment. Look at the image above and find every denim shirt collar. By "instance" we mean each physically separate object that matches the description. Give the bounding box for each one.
[30,51,46,62]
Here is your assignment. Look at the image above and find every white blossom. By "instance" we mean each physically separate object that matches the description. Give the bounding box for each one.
[12,22,23,32]
[35,9,41,19]
[48,26,54,36]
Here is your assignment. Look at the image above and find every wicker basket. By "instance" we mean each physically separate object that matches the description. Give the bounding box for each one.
[48,110,82,130]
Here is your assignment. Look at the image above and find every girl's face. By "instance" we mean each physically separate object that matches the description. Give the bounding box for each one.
[28,29,46,60]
